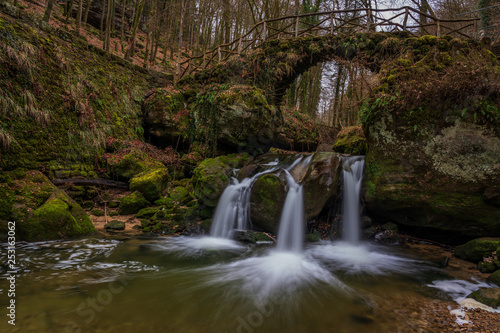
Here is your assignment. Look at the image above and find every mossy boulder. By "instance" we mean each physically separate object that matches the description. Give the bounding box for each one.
[332,126,367,155]
[104,220,125,231]
[192,154,250,208]
[455,238,500,262]
[105,149,165,180]
[250,173,287,233]
[118,191,150,215]
[302,152,342,222]
[468,287,500,308]
[191,84,278,154]
[478,261,498,273]
[129,167,169,202]
[0,170,95,241]
[136,207,162,219]
[488,270,500,286]
[143,88,189,147]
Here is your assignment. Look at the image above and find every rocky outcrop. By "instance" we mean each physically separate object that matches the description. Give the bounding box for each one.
[332,126,367,155]
[0,171,95,241]
[362,36,500,241]
[246,152,342,233]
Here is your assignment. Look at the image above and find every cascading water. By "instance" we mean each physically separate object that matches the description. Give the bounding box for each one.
[341,156,365,244]
[210,169,276,239]
[276,170,306,253]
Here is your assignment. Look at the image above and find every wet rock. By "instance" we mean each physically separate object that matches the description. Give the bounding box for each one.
[362,216,372,228]
[250,173,287,233]
[382,222,398,232]
[118,191,149,215]
[487,270,500,287]
[363,226,378,239]
[455,238,500,263]
[104,220,125,231]
[192,154,250,208]
[234,230,274,244]
[478,261,498,273]
[302,152,342,222]
[306,231,322,242]
[468,287,500,308]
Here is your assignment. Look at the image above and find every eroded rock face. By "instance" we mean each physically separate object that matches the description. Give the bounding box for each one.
[365,118,500,240]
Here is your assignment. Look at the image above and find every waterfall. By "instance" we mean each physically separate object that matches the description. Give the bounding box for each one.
[341,156,365,244]
[210,169,276,239]
[276,170,305,253]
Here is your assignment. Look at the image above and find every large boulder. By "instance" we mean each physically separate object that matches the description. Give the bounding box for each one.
[191,84,279,154]
[250,173,287,232]
[104,148,169,202]
[362,36,500,241]
[455,238,500,262]
[302,152,342,222]
[192,154,251,208]
[0,170,95,241]
[332,126,367,155]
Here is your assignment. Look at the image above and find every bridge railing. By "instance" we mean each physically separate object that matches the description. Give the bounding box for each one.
[177,6,479,80]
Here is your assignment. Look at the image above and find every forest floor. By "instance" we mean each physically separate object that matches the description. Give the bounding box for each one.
[14,0,182,73]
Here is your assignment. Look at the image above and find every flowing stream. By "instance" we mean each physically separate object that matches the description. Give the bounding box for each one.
[0,154,497,332]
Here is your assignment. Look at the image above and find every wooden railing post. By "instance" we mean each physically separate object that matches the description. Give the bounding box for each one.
[473,19,478,39]
[203,53,206,69]
[330,12,335,35]
[403,7,409,31]
[238,37,242,55]
[295,17,299,38]
[263,21,267,41]
[436,20,441,37]
[218,46,221,63]
[366,9,371,32]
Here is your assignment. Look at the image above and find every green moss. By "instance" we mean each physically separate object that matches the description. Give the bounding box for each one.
[118,191,150,215]
[104,220,125,230]
[129,167,169,202]
[455,239,500,262]
[488,270,500,286]
[91,209,104,216]
[478,261,498,273]
[249,174,285,233]
[332,126,367,155]
[469,288,500,308]
[19,193,95,241]
[136,206,161,219]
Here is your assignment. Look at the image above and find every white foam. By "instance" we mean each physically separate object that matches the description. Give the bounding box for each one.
[200,251,351,302]
[149,236,246,256]
[307,241,418,275]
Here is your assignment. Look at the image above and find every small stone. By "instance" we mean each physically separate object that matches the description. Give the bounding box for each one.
[104,220,125,230]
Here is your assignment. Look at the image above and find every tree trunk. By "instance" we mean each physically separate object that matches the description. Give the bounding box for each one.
[42,0,57,23]
[83,0,93,24]
[65,0,75,23]
[76,0,83,34]
[125,0,145,61]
